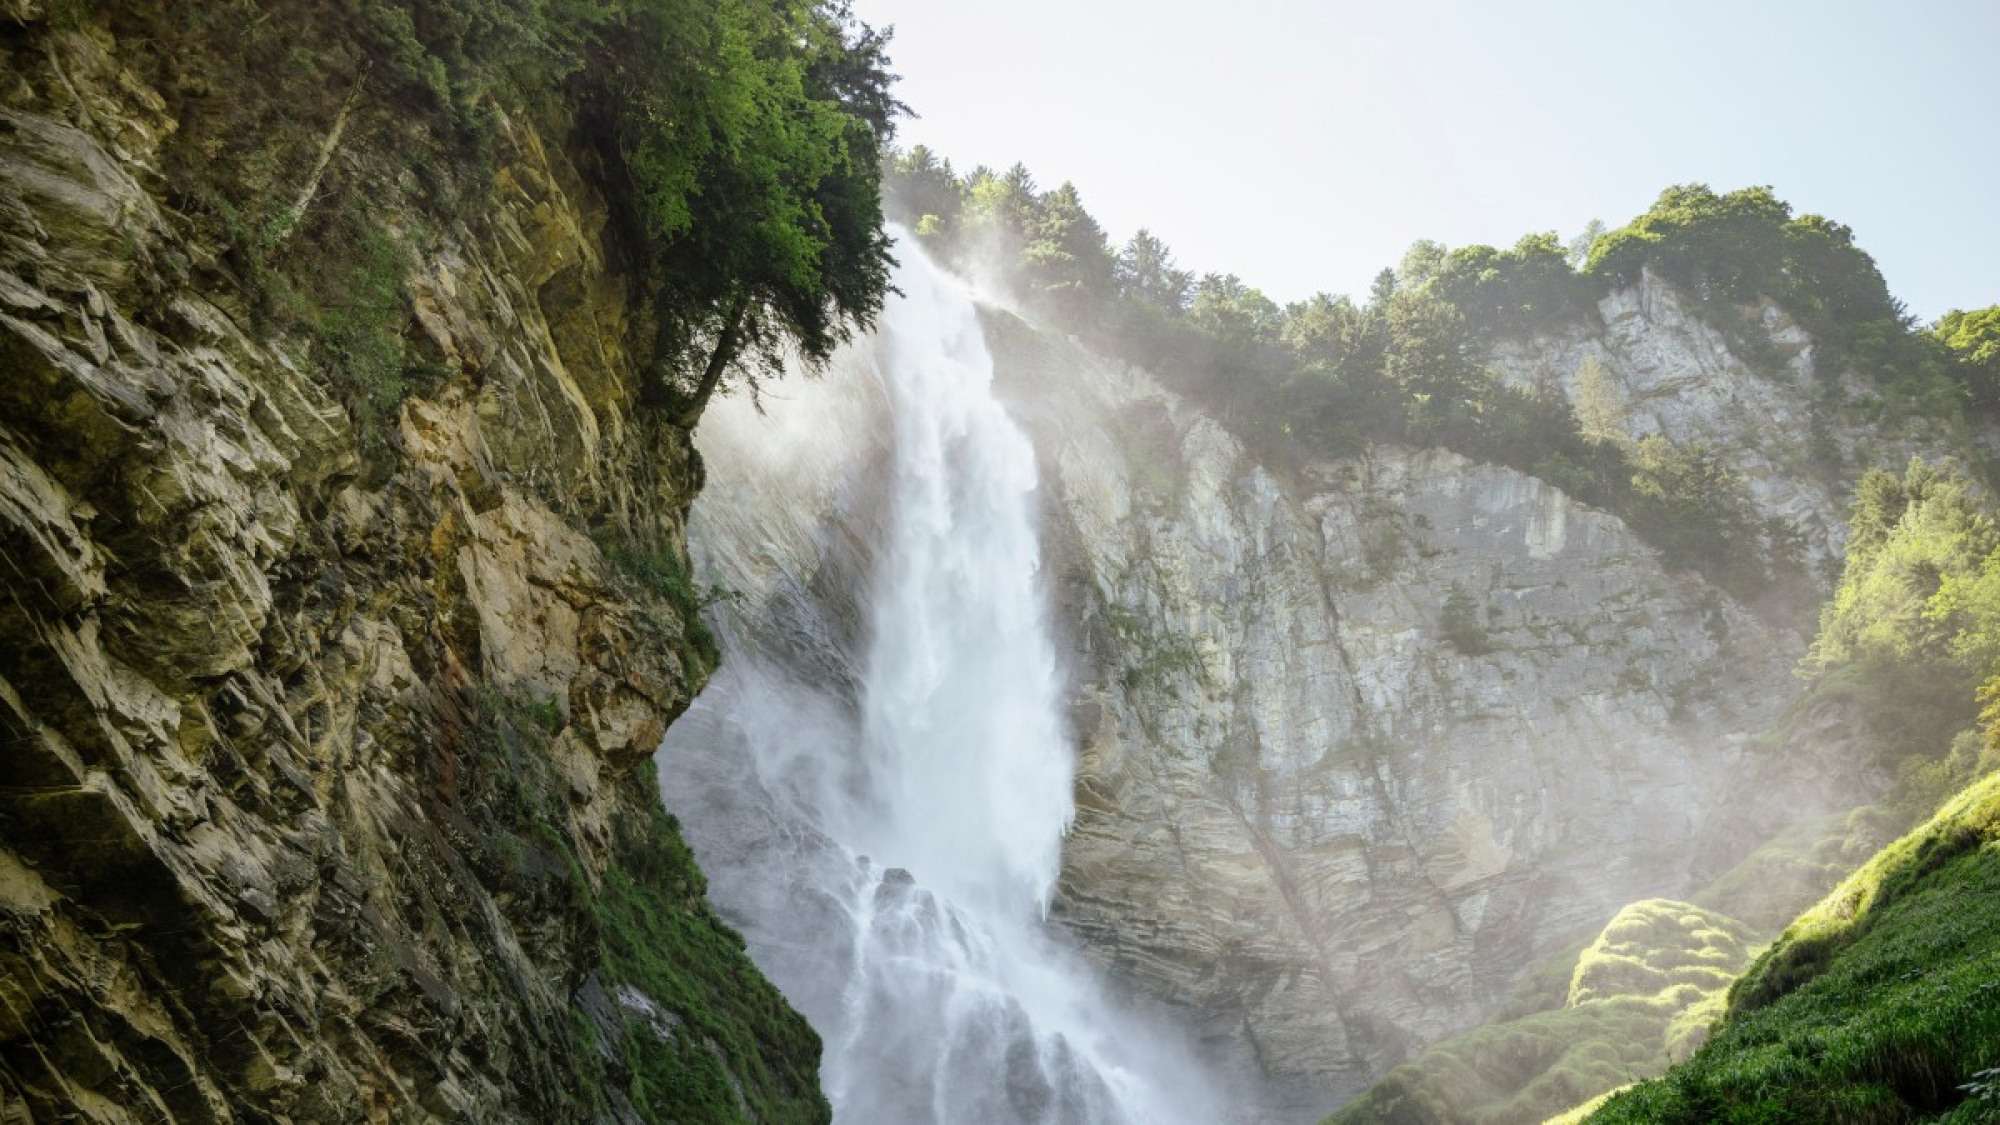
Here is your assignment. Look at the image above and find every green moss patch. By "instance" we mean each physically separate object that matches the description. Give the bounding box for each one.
[1329,901,1757,1125]
[573,770,829,1124]
[1588,773,2000,1123]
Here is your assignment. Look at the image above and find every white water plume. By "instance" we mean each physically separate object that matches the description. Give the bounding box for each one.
[658,234,1230,1124]
[849,251,1072,919]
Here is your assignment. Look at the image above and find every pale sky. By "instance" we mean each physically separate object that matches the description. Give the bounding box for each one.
[851,0,1998,322]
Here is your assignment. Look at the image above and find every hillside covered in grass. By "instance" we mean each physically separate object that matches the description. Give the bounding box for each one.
[1326,901,1759,1125]
[1587,772,2000,1122]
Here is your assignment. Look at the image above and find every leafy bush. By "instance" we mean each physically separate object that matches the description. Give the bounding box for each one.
[1440,584,1493,656]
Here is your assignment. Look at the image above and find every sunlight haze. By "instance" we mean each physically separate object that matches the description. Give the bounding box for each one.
[855,0,1999,320]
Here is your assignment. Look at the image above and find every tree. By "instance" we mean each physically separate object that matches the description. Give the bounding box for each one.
[1808,459,1998,783]
[1573,356,1630,447]
[1278,292,1395,444]
[1628,436,1764,581]
[1932,306,2000,413]
[1022,181,1113,303]
[1429,232,1589,333]
[1189,273,1281,350]
[885,144,963,235]
[1584,184,1791,295]
[1114,229,1193,315]
[1567,219,1606,268]
[1282,292,1373,372]
[1368,267,1398,306]
[610,0,904,427]
[1397,239,1447,290]
[1383,289,1481,404]
[1379,288,1492,444]
[1440,583,1492,655]
[960,162,1041,262]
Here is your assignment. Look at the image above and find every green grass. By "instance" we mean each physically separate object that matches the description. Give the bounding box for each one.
[580,772,829,1124]
[1327,901,1758,1125]
[1587,773,2000,1123]
[1692,807,1895,934]
[457,689,826,1121]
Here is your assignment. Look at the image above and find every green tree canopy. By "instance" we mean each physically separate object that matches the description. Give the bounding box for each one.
[604,0,903,425]
[1189,273,1281,350]
[1582,184,1927,392]
[1931,306,2000,412]
[885,144,962,234]
[1584,184,1794,296]
[1567,219,1606,268]
[1816,459,1998,666]
[1022,181,1114,303]
[959,162,1041,261]
[1428,232,1591,333]
[1396,239,1448,290]
[1114,229,1193,315]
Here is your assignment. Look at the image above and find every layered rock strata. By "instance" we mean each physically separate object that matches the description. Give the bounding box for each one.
[994,309,1911,1113]
[0,14,819,1122]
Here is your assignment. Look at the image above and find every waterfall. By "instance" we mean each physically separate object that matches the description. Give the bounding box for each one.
[851,241,1072,920]
[658,234,1227,1124]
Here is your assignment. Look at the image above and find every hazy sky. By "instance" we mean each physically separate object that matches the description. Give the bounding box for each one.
[850,0,1997,322]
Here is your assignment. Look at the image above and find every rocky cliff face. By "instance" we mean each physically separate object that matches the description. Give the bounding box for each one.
[664,267,1924,1117]
[987,294,1932,1113]
[1487,272,1960,569]
[0,13,821,1122]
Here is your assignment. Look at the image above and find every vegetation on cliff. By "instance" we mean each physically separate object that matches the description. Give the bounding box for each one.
[1587,773,2000,1123]
[1318,455,2000,1121]
[1553,463,2000,1119]
[1803,458,2000,814]
[2,0,897,1118]
[887,155,1992,614]
[93,0,898,450]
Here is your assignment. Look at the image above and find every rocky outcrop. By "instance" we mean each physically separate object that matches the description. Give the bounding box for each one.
[981,309,1907,1115]
[0,14,820,1122]
[1487,271,1959,567]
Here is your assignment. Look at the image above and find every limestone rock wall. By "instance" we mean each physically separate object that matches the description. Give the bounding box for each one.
[1486,271,1960,568]
[0,15,813,1123]
[983,310,1897,1115]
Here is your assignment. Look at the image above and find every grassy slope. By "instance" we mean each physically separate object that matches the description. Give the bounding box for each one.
[1587,772,2000,1124]
[585,772,829,1124]
[1326,902,1759,1125]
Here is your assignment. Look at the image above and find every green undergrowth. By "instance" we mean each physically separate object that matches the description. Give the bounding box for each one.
[595,527,731,670]
[1692,807,1896,935]
[1327,901,1758,1125]
[458,688,825,1122]
[1587,773,2000,1123]
[576,769,829,1124]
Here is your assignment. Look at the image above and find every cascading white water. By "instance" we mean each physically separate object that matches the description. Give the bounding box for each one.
[849,247,1072,920]
[659,235,1230,1123]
